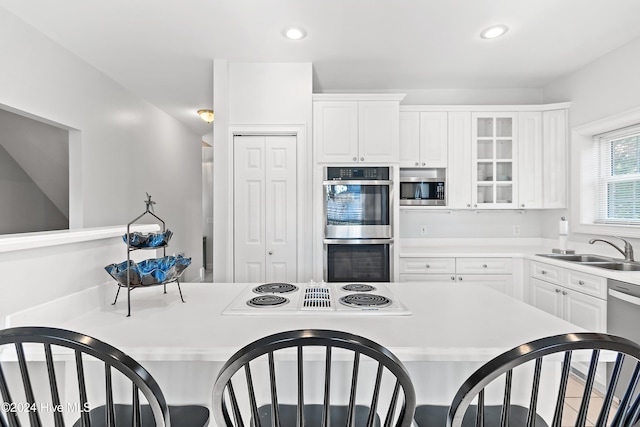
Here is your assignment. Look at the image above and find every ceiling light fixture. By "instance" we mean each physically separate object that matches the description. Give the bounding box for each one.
[480,24,509,39]
[197,109,214,123]
[283,26,306,40]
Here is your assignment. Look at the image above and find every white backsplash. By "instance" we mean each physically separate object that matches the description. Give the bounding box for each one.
[399,209,545,238]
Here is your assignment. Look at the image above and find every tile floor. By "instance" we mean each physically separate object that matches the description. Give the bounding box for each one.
[563,374,619,427]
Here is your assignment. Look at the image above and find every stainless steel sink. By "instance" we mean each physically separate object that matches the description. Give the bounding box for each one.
[536,253,640,271]
[535,254,613,263]
[580,262,640,271]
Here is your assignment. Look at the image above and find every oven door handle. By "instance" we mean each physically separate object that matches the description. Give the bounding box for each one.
[324,238,393,245]
[323,180,393,186]
[609,288,640,307]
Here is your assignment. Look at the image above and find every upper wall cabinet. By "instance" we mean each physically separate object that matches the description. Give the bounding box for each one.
[401,103,570,210]
[313,94,405,163]
[472,112,518,209]
[517,109,568,209]
[399,112,448,167]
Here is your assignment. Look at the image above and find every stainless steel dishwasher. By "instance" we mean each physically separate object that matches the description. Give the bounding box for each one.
[607,278,640,398]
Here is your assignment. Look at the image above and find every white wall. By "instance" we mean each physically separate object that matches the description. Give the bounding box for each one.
[0,8,202,281]
[212,62,313,281]
[543,35,640,249]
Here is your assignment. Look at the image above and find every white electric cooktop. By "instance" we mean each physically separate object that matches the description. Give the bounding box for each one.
[222,282,411,316]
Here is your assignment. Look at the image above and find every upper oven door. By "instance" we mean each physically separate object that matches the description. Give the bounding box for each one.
[324,180,392,239]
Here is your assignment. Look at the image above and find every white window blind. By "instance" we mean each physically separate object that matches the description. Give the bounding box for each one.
[594,124,640,225]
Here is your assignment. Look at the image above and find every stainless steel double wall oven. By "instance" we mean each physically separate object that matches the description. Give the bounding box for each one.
[323,166,393,282]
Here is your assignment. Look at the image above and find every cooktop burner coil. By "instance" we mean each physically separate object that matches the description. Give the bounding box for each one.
[252,283,298,294]
[247,295,289,308]
[339,293,391,308]
[341,284,376,292]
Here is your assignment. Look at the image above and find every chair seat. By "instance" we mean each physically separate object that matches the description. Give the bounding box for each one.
[257,404,380,427]
[74,404,209,427]
[414,404,549,427]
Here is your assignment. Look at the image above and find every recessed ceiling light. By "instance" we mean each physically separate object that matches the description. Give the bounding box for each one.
[283,26,307,40]
[480,24,509,39]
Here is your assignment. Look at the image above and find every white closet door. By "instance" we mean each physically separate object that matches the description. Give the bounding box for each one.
[234,136,267,282]
[265,136,297,282]
[234,135,297,283]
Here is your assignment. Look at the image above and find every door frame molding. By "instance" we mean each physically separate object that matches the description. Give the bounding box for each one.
[226,124,309,282]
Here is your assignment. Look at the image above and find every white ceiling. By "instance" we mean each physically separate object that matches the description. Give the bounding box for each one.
[2,0,640,136]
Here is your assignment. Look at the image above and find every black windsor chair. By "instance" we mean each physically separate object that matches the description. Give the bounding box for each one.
[414,332,640,427]
[0,326,209,427]
[212,329,416,427]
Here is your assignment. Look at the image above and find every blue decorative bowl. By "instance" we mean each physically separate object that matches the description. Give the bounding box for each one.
[105,255,191,286]
[123,230,173,248]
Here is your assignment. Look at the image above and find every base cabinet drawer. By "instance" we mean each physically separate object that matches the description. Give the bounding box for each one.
[399,274,456,283]
[530,261,562,285]
[564,269,606,299]
[399,258,456,274]
[456,258,512,274]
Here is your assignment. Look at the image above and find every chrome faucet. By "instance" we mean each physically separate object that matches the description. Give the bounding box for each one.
[589,236,635,262]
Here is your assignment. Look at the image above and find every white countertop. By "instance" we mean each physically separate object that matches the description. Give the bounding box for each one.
[14,282,585,364]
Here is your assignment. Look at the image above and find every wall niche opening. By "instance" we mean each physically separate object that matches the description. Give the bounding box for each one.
[0,108,70,234]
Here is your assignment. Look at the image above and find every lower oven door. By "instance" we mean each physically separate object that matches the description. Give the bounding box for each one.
[324,239,392,283]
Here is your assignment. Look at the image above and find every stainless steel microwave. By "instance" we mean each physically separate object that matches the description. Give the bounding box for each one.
[399,177,445,206]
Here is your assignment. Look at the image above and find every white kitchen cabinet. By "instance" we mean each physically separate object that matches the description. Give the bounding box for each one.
[314,95,403,163]
[313,101,358,163]
[471,112,518,209]
[399,256,513,296]
[517,112,543,209]
[447,112,473,209]
[399,257,456,274]
[455,257,513,296]
[399,112,447,168]
[516,109,568,209]
[542,109,568,208]
[399,256,456,284]
[234,135,298,283]
[530,277,563,317]
[528,261,606,332]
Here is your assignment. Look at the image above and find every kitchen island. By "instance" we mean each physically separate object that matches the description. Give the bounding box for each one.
[7,281,585,414]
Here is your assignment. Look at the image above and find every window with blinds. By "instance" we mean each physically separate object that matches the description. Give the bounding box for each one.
[594,124,640,225]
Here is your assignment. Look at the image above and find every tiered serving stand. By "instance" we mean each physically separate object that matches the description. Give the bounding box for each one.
[107,194,188,316]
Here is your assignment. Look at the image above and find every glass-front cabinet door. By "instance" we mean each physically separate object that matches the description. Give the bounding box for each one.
[471,113,518,208]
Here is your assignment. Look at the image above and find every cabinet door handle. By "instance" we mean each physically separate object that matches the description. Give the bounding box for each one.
[482,264,488,268]
[578,280,585,286]
[415,162,419,166]
[562,291,567,295]
[467,204,471,208]
[268,251,273,255]
[421,162,426,166]
[474,204,477,208]
[353,157,357,162]
[425,264,430,268]
[555,289,561,293]
[541,270,547,275]
[458,276,463,281]
[360,157,364,161]
[521,204,525,208]
[451,276,456,281]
